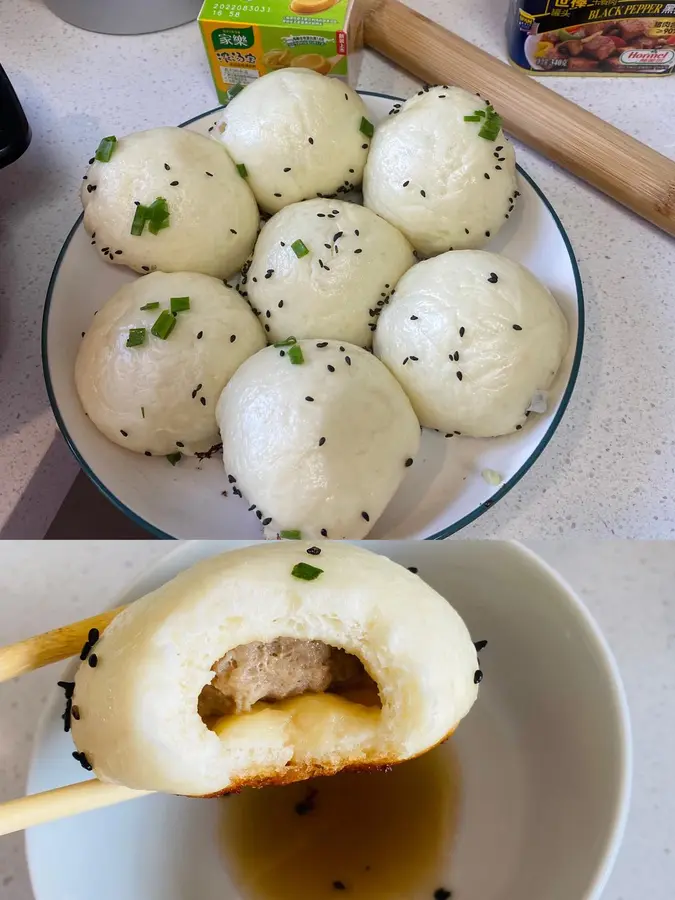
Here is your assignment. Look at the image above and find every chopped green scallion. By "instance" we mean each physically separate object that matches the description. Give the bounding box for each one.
[166,452,182,466]
[291,239,309,258]
[131,204,148,236]
[273,336,297,347]
[146,196,170,235]
[236,163,248,178]
[288,344,304,365]
[170,296,190,314]
[125,327,146,348]
[140,302,160,310]
[291,562,324,581]
[463,115,481,122]
[95,135,117,162]
[280,530,302,540]
[359,117,374,138]
[151,309,177,340]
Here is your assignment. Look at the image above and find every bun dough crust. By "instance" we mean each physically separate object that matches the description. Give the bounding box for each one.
[363,87,517,256]
[71,542,479,796]
[81,127,259,279]
[216,69,371,214]
[373,251,568,437]
[216,340,421,538]
[247,199,415,347]
[75,272,266,455]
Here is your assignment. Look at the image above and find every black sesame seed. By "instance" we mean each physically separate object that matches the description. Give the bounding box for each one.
[164,163,171,170]
[308,137,314,144]
[485,231,491,238]
[434,890,452,900]
[230,228,238,234]
[248,504,256,511]
[484,173,490,180]
[321,528,328,537]
[362,143,368,149]
[405,458,413,467]
[456,371,463,381]
[144,451,152,456]
[170,180,179,186]
[345,356,351,366]
[230,334,237,342]
[354,230,360,236]
[200,397,206,406]
[307,546,322,555]
[496,145,503,151]
[319,436,326,446]
[256,510,263,520]
[410,315,418,320]
[266,310,271,318]
[79,642,90,660]
[206,171,213,176]
[465,228,470,235]
[274,192,282,198]
[420,189,426,197]
[410,355,419,361]
[101,247,110,254]
[459,326,465,337]
[88,157,95,164]
[339,346,345,351]
[197,331,203,339]
[349,168,355,173]
[333,883,346,892]
[264,324,270,332]
[83,175,87,180]
[284,166,291,172]
[407,566,418,573]
[361,511,370,522]
[354,249,362,254]
[402,357,409,365]
[454,351,459,361]
[513,324,522,331]
[278,300,284,309]
[474,670,483,684]
[305,396,314,402]
[233,486,242,497]
[327,364,335,372]
[317,341,328,348]
[265,271,273,279]
[120,430,128,437]
[262,517,272,526]
[88,653,98,668]
[141,266,150,272]
[495,165,502,170]
[474,639,488,652]
[488,273,498,283]
[86,184,96,193]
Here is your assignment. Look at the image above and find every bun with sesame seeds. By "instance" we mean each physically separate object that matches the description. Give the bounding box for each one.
[215,340,421,539]
[70,542,479,796]
[81,126,259,279]
[373,250,568,437]
[214,69,372,215]
[363,87,517,257]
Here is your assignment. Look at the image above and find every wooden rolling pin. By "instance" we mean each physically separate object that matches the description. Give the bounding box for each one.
[361,0,675,237]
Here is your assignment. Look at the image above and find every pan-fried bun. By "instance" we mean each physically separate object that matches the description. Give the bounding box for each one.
[71,543,479,796]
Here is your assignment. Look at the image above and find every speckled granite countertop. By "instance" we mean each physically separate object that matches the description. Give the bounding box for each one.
[0,540,673,898]
[1,1,674,538]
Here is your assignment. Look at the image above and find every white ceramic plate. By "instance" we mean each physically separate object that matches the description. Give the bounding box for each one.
[42,93,584,538]
[26,541,629,900]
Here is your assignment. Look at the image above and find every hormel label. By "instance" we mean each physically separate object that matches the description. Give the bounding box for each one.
[336,30,348,55]
[619,48,675,64]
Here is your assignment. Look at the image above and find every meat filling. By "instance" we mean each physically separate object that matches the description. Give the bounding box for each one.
[198,638,380,723]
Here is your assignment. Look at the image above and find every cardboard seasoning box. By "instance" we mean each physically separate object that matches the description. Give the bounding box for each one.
[199,0,363,104]
[507,0,675,74]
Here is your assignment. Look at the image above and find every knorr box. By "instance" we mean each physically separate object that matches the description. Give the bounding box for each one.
[199,0,362,104]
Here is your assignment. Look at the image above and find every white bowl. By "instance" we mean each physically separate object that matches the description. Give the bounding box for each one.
[26,541,630,900]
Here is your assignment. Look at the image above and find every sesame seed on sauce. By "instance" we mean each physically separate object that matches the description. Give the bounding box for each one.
[361,511,370,522]
[405,458,413,467]
[474,670,483,684]
[488,273,498,283]
[512,324,523,331]
[319,436,326,446]
[456,371,463,381]
[262,517,272,526]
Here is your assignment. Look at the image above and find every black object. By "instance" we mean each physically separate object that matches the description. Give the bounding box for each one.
[0,64,31,169]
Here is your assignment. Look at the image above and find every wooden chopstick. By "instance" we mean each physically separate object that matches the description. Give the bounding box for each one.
[0,605,126,683]
[0,781,151,837]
